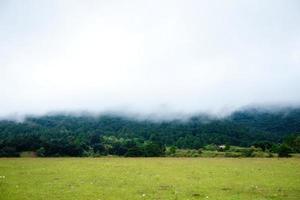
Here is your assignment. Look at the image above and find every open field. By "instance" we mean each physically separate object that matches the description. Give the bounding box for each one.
[0,158,300,200]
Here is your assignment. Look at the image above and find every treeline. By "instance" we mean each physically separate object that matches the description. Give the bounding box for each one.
[0,108,300,157]
[29,136,165,157]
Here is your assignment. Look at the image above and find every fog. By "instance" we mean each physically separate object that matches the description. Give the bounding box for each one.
[1,0,300,119]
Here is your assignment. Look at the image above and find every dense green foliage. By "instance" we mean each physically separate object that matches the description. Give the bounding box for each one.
[0,108,300,157]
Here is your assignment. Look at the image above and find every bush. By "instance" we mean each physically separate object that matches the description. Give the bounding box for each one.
[197,149,202,154]
[278,144,292,157]
[0,147,19,157]
[125,146,144,157]
[36,147,45,157]
[204,144,218,151]
[242,148,255,157]
[224,152,241,157]
[224,144,230,151]
[170,146,177,154]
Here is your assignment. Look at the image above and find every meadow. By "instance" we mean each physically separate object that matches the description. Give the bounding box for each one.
[0,158,300,200]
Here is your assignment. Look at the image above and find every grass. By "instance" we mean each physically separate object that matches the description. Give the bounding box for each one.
[0,158,300,200]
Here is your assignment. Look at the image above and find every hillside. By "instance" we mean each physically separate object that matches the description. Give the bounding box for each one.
[0,107,300,156]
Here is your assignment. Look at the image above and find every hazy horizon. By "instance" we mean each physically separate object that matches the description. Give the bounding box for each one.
[1,0,300,119]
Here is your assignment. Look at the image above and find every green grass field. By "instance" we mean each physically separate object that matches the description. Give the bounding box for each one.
[1,158,300,200]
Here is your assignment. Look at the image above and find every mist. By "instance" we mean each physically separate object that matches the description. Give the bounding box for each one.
[1,0,300,119]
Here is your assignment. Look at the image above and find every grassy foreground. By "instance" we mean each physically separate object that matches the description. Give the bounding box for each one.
[0,158,300,200]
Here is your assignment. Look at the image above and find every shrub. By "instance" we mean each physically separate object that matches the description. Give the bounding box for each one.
[224,152,241,157]
[204,144,218,151]
[36,147,46,157]
[278,144,292,157]
[242,148,255,157]
[0,147,19,157]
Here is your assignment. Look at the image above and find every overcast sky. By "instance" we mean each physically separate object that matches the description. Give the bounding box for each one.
[1,0,300,118]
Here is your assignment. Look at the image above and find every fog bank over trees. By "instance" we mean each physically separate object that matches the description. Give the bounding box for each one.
[1,0,300,118]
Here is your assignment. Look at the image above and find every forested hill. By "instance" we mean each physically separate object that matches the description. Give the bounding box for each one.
[0,107,300,156]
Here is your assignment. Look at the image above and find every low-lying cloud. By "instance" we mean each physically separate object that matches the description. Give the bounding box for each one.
[1,0,300,119]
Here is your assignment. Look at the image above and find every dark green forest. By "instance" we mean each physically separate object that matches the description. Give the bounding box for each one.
[0,107,300,157]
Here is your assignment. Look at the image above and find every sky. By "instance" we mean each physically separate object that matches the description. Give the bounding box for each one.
[0,0,300,118]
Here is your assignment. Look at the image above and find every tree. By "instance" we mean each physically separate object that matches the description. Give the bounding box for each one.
[125,146,143,157]
[0,146,19,157]
[253,141,273,151]
[224,144,230,151]
[36,147,45,157]
[278,144,292,157]
[143,141,164,157]
[204,144,218,151]
[242,147,255,157]
[1,109,300,157]
[284,135,300,153]
[169,146,177,154]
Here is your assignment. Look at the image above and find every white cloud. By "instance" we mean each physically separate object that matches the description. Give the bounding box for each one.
[0,0,300,118]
